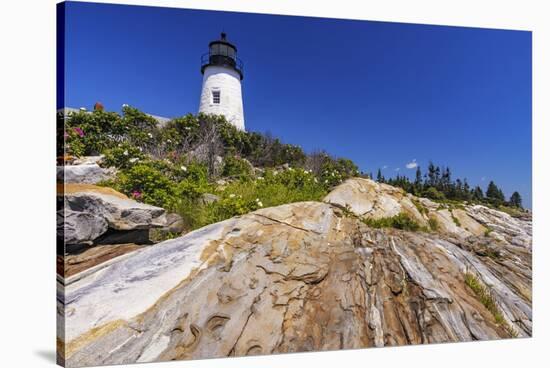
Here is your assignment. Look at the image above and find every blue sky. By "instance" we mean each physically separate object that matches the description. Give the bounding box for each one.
[61,2,532,207]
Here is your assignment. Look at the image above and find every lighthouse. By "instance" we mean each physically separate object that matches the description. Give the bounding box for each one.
[198,33,245,131]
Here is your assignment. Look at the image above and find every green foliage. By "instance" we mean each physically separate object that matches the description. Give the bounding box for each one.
[509,191,523,208]
[222,156,253,180]
[363,213,422,232]
[464,272,517,337]
[174,167,327,231]
[65,106,361,232]
[106,163,177,208]
[320,158,359,188]
[423,187,446,201]
[451,212,462,227]
[103,142,145,169]
[64,109,125,156]
[412,199,429,216]
[428,217,439,231]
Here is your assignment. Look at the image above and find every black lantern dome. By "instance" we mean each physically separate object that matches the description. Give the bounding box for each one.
[201,32,244,80]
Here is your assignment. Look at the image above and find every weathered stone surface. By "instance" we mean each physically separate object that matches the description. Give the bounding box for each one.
[58,163,116,184]
[60,184,167,245]
[324,178,532,245]
[324,177,427,225]
[59,194,531,367]
[59,243,144,278]
[163,213,185,233]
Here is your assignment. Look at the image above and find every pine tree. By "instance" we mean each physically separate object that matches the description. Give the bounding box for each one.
[473,186,484,201]
[509,191,523,208]
[427,162,436,186]
[486,181,505,205]
[376,169,383,183]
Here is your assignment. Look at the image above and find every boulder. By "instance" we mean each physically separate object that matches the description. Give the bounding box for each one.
[323,178,532,244]
[60,184,167,246]
[72,155,104,165]
[58,163,116,184]
[59,199,531,367]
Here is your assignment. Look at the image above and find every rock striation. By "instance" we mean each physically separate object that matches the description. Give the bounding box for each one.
[57,178,532,367]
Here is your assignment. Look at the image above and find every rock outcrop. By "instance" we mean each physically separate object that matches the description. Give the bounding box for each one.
[58,156,116,184]
[57,178,532,367]
[325,178,532,246]
[59,184,167,246]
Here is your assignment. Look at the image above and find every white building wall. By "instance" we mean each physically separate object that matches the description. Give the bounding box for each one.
[198,65,245,131]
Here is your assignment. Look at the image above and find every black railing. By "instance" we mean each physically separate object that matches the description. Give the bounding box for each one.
[201,52,244,79]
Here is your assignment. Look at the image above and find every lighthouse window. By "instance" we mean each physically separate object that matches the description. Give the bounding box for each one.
[212,90,221,104]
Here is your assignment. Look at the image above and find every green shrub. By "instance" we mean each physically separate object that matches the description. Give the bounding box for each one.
[105,163,176,208]
[102,142,146,169]
[428,217,439,231]
[222,156,252,179]
[423,187,446,201]
[363,213,421,231]
[174,168,327,231]
[64,109,125,156]
[320,158,359,188]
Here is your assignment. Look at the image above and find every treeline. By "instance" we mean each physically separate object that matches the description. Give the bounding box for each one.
[375,162,523,209]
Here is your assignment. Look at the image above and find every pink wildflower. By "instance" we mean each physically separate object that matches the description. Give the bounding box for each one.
[73,127,85,137]
[131,190,142,200]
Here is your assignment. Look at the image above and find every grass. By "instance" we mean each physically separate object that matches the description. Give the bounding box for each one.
[497,205,526,218]
[451,212,462,227]
[428,217,439,231]
[175,173,328,231]
[412,198,429,216]
[363,213,422,232]
[464,272,518,337]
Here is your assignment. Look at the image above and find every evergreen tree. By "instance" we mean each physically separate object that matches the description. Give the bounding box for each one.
[427,162,436,187]
[509,191,523,208]
[376,168,383,183]
[486,181,505,204]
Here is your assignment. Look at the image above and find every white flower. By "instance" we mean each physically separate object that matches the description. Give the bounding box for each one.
[257,177,264,180]
[129,157,139,163]
[331,172,335,177]
[274,171,278,176]
[181,165,187,172]
[255,198,260,202]
[138,147,143,152]
[123,150,129,156]
[324,179,328,183]
[257,201,263,207]
[167,139,172,143]
[148,133,153,138]
[229,194,236,198]
[314,178,318,183]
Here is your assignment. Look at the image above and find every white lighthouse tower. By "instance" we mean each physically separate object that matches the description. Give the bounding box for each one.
[198,33,245,131]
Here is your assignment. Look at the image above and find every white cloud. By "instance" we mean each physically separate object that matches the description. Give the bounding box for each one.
[481,177,486,181]
[405,159,418,169]
[382,165,388,169]
[395,167,400,172]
